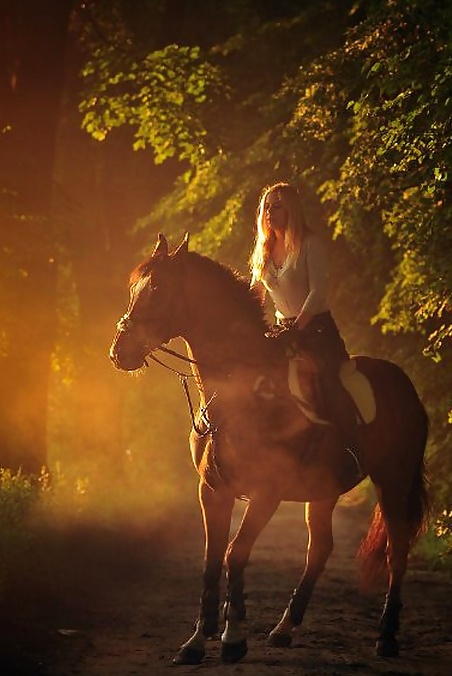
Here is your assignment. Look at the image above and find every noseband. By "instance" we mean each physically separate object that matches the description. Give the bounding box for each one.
[116,314,133,332]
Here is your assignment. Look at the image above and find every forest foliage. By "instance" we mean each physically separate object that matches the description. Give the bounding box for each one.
[81,0,451,356]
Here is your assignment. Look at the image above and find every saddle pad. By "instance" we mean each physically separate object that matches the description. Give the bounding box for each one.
[339,359,376,424]
[287,357,376,425]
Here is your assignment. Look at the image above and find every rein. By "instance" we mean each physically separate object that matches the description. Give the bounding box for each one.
[157,344,198,365]
[117,308,218,438]
[147,346,217,439]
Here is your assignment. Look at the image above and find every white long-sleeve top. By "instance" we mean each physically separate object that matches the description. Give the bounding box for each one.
[262,233,329,321]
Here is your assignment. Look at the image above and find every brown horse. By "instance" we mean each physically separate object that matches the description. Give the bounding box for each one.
[110,233,429,665]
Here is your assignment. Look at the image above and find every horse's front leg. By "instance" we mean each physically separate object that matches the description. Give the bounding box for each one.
[268,497,337,647]
[173,480,234,665]
[221,494,280,663]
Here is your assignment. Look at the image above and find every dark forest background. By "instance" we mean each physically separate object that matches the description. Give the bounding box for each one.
[0,0,451,564]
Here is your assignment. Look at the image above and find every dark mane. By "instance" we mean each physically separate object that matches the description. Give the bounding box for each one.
[189,251,268,331]
[129,247,268,331]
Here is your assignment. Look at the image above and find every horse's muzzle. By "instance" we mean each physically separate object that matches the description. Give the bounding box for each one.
[109,342,147,372]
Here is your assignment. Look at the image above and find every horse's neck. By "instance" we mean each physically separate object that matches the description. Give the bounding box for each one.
[186,317,267,376]
[182,259,269,378]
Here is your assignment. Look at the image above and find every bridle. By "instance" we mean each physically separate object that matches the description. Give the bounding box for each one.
[115,313,218,439]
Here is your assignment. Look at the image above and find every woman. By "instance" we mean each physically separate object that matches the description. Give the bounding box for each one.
[250,182,350,420]
[249,182,361,483]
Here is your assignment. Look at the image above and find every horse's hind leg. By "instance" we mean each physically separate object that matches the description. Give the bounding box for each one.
[377,521,408,657]
[361,476,423,658]
[268,497,337,647]
[222,494,280,663]
[173,481,234,665]
[375,488,413,657]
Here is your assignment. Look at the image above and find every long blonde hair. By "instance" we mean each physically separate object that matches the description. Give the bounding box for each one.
[250,182,309,284]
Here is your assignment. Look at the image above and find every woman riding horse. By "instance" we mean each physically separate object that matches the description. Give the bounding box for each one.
[110,231,429,666]
[250,182,355,449]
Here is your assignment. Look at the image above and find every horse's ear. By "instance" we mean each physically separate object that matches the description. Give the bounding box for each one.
[172,232,190,258]
[153,233,168,258]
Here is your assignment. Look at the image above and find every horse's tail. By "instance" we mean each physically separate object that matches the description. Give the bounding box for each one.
[358,503,388,587]
[359,405,430,588]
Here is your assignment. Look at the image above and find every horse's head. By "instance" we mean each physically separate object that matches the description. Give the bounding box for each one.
[110,233,188,371]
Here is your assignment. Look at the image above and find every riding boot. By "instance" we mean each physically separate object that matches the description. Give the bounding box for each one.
[321,372,364,490]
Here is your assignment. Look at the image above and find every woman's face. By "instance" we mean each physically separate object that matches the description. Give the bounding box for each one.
[264,190,288,234]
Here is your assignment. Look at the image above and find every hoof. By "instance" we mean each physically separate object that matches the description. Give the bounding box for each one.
[267,631,293,648]
[173,645,205,665]
[376,637,399,658]
[221,638,248,663]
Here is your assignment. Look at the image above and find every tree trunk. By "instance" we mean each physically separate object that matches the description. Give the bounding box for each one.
[0,0,73,472]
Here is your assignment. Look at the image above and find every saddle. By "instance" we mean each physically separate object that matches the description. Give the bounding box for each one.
[253,350,375,492]
[288,355,376,426]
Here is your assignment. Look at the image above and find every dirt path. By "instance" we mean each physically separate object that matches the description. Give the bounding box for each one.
[2,501,452,675]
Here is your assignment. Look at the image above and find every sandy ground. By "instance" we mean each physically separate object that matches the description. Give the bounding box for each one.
[1,499,452,676]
